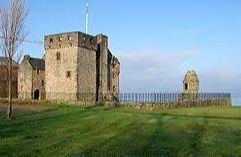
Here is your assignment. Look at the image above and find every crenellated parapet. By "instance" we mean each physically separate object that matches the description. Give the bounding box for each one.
[44,32,98,51]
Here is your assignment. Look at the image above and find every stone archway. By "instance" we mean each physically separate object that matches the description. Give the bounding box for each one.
[34,89,40,100]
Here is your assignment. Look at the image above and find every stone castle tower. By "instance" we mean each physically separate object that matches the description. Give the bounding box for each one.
[183,70,199,94]
[44,31,120,102]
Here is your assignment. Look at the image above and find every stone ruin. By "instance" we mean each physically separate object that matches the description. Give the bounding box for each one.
[183,70,199,94]
[182,70,199,101]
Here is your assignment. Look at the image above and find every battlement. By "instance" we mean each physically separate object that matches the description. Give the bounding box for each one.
[44,31,98,50]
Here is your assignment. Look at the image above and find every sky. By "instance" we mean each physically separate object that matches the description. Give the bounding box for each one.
[1,0,241,100]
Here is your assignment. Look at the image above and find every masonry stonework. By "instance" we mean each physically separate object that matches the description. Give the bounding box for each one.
[77,47,96,101]
[18,58,32,99]
[18,55,45,100]
[44,31,120,102]
[181,70,200,101]
[0,57,18,98]
[112,57,120,99]
[183,70,199,94]
[45,47,79,101]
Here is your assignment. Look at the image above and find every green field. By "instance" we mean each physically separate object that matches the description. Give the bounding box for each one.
[1,103,241,156]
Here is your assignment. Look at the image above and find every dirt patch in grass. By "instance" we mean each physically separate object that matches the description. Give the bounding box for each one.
[0,99,41,106]
[0,99,57,118]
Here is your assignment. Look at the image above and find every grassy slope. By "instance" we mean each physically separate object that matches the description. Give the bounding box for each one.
[1,104,241,157]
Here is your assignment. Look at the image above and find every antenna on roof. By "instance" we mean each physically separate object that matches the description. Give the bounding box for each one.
[85,0,89,34]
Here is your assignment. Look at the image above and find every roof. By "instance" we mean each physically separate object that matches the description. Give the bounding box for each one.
[0,56,18,66]
[29,57,45,70]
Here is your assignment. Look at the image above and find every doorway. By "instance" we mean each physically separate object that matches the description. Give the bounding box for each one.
[185,83,189,90]
[34,89,40,100]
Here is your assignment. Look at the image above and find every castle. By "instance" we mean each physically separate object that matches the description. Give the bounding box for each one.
[18,31,120,102]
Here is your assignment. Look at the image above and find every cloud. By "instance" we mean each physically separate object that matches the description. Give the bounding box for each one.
[198,69,241,105]
[116,51,241,104]
[199,69,241,92]
[117,51,200,92]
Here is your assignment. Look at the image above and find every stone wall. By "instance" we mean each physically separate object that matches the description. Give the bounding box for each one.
[0,65,18,98]
[18,60,32,99]
[18,56,45,100]
[32,69,45,100]
[45,47,78,101]
[96,34,109,101]
[112,57,120,99]
[117,99,232,110]
[77,47,96,101]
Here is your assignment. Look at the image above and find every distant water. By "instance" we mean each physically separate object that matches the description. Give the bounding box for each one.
[231,93,241,106]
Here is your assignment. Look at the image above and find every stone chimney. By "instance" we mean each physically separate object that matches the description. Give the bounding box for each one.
[24,55,30,61]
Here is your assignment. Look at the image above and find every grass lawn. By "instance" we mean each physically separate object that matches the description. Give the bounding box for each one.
[1,103,241,157]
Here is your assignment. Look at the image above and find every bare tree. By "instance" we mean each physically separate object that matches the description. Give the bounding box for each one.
[0,0,28,119]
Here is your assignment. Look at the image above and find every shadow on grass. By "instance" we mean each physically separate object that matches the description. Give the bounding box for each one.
[69,113,241,157]
[0,104,58,119]
[160,113,241,121]
[70,120,165,157]
[69,117,210,157]
[117,109,241,121]
[0,106,100,140]
[186,118,207,156]
[1,106,241,156]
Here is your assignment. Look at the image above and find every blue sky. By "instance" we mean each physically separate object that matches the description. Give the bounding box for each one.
[1,0,241,96]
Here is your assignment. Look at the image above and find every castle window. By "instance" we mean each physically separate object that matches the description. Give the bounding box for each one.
[68,36,72,41]
[56,52,61,60]
[66,71,71,78]
[185,83,188,90]
[42,80,44,86]
[59,37,63,42]
[50,38,53,43]
[37,69,40,74]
